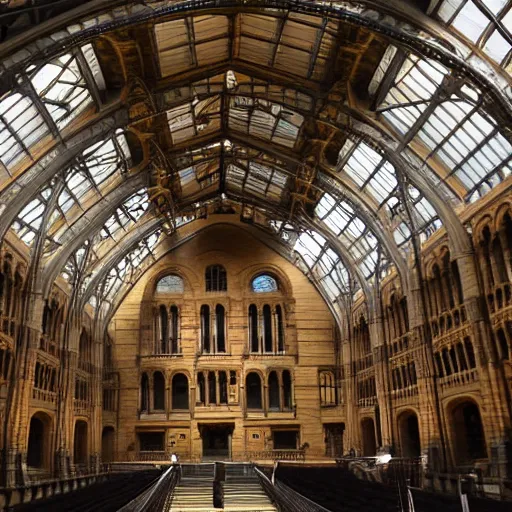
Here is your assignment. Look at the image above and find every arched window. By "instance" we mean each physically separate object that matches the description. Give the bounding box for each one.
[201,305,210,353]
[153,371,165,410]
[215,304,226,353]
[319,370,337,406]
[268,371,280,411]
[140,373,149,412]
[172,373,189,410]
[249,304,259,352]
[252,274,278,293]
[246,373,262,410]
[156,274,184,294]
[205,265,227,292]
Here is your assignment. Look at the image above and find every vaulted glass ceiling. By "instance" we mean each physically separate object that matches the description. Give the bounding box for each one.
[0,0,511,326]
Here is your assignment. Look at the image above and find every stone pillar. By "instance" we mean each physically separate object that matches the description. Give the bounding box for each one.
[408,264,445,471]
[369,312,392,450]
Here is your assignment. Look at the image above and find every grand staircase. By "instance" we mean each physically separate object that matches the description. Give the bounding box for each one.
[164,463,277,512]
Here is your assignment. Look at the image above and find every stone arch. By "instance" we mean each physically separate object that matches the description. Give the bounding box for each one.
[446,398,488,466]
[27,411,53,471]
[397,409,421,458]
[73,420,88,466]
[361,417,377,457]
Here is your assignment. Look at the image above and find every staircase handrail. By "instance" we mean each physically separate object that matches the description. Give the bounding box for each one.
[117,465,178,512]
[255,466,332,512]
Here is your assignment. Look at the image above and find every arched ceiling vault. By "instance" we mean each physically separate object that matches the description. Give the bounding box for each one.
[1,0,511,327]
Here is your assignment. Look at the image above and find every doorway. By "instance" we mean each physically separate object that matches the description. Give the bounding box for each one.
[102,426,115,462]
[201,424,233,460]
[325,423,344,458]
[398,411,421,458]
[73,420,88,469]
[361,417,377,456]
[27,412,52,471]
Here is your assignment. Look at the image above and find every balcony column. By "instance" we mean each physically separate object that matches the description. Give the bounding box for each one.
[259,309,264,353]
[271,306,278,354]
[212,311,217,354]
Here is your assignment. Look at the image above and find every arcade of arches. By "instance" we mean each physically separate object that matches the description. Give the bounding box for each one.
[1,0,512,497]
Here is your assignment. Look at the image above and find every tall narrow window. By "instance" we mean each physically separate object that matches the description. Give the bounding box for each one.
[219,371,228,404]
[198,372,205,405]
[263,305,273,352]
[172,373,189,410]
[208,371,217,404]
[206,265,227,292]
[283,370,292,410]
[249,304,259,352]
[201,305,210,353]
[246,373,262,409]
[216,304,226,353]
[141,373,149,412]
[153,372,165,410]
[159,305,168,353]
[276,305,284,352]
[268,371,280,411]
[170,305,179,353]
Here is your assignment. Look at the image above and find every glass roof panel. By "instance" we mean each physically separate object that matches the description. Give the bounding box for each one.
[435,0,512,66]
[47,132,131,236]
[0,92,49,170]
[29,54,92,130]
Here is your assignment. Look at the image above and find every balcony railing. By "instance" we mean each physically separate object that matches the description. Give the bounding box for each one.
[357,396,377,408]
[32,388,57,404]
[390,384,418,401]
[439,368,478,391]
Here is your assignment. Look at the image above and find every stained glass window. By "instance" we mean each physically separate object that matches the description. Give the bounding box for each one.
[156,275,184,294]
[252,274,278,293]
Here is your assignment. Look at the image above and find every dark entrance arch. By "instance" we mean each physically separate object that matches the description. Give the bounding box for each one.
[361,417,377,456]
[398,411,421,458]
[102,426,115,463]
[451,400,487,465]
[27,412,52,470]
[74,420,88,467]
[172,373,189,410]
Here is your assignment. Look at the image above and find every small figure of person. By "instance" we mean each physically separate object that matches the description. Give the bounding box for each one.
[171,452,178,465]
